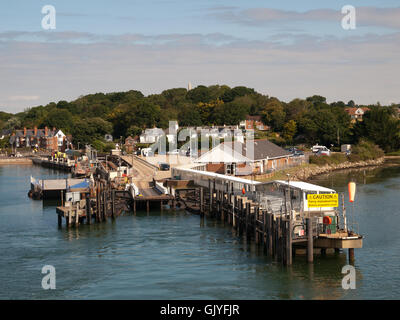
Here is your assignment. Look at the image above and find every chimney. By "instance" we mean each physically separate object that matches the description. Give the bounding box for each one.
[45,126,48,137]
[34,126,37,136]
[23,127,27,136]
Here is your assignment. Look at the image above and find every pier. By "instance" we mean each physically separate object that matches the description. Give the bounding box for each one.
[169,167,363,265]
[30,152,363,265]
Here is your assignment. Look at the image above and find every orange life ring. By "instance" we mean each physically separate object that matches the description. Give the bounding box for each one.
[242,187,246,195]
[323,216,332,225]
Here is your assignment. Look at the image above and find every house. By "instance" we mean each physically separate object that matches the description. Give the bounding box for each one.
[240,115,269,131]
[9,126,70,152]
[195,139,294,176]
[345,107,370,122]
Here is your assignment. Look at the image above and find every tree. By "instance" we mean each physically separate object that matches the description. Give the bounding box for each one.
[283,120,297,143]
[178,105,202,127]
[352,107,400,152]
[41,109,73,132]
[261,98,286,131]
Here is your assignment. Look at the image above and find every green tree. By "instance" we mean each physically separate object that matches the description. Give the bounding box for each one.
[283,120,297,143]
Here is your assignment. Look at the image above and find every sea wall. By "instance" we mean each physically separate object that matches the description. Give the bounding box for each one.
[0,157,32,165]
[291,157,385,181]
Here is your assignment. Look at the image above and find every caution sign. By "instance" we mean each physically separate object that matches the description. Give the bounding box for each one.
[307,193,338,208]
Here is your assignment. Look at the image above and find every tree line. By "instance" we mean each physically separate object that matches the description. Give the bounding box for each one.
[0,85,399,152]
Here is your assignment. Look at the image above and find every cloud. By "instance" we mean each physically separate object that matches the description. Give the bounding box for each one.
[0,30,399,112]
[211,6,400,30]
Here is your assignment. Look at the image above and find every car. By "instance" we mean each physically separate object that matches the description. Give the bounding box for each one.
[167,149,180,155]
[293,150,304,156]
[316,149,330,156]
[159,162,170,171]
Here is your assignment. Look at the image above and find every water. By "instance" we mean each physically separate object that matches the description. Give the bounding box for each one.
[0,162,399,299]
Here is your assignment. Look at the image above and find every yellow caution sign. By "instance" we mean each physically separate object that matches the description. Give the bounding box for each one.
[307,193,338,208]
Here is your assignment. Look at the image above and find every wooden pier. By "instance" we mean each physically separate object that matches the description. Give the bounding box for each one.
[47,154,363,266]
[171,168,363,265]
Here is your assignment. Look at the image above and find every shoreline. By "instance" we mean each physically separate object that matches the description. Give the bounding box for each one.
[294,157,387,181]
[0,158,33,165]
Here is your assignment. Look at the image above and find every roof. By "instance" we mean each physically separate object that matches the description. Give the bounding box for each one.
[273,180,336,193]
[246,115,262,121]
[223,140,292,161]
[345,107,370,115]
[195,139,291,163]
[176,167,261,185]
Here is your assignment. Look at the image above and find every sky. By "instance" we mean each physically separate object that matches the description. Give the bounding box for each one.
[0,0,399,113]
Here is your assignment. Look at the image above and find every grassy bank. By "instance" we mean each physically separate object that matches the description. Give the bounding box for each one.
[257,140,385,182]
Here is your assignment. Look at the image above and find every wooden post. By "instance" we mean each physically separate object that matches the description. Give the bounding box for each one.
[103,190,107,221]
[86,193,91,224]
[262,211,266,249]
[133,199,136,215]
[348,248,355,263]
[255,207,259,244]
[307,217,314,263]
[68,212,72,228]
[200,187,204,216]
[61,190,64,207]
[146,200,150,214]
[245,203,250,238]
[342,193,347,231]
[58,214,62,228]
[232,196,237,228]
[111,190,115,219]
[160,200,163,213]
[208,179,212,215]
[75,202,79,226]
[286,219,292,265]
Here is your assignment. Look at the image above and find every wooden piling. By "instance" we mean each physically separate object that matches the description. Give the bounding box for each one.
[307,217,314,263]
[86,193,91,224]
[286,219,292,265]
[348,248,355,263]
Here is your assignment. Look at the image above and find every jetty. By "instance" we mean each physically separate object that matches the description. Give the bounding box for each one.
[29,151,363,265]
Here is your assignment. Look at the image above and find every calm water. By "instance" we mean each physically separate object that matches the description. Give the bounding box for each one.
[0,162,399,300]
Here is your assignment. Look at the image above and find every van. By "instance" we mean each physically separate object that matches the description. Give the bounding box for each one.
[312,145,330,154]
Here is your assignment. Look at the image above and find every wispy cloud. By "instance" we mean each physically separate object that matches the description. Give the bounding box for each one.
[210,6,400,30]
[0,30,399,112]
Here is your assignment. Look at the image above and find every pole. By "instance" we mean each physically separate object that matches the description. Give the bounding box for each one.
[307,217,313,263]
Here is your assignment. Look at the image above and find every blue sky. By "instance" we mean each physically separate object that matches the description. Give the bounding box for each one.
[1,0,399,112]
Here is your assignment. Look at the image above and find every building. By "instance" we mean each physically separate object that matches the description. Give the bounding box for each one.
[9,126,70,152]
[345,107,370,122]
[195,139,294,176]
[240,115,269,131]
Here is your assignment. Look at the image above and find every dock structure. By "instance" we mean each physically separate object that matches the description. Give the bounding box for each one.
[170,167,363,265]
[29,176,87,199]
[35,150,363,266]
[32,156,74,172]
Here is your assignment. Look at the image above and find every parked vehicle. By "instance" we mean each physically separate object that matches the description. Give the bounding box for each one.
[158,162,170,171]
[316,149,331,156]
[285,147,304,157]
[312,144,330,154]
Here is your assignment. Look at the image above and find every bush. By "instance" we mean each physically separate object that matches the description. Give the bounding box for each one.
[350,140,384,161]
[309,152,347,166]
